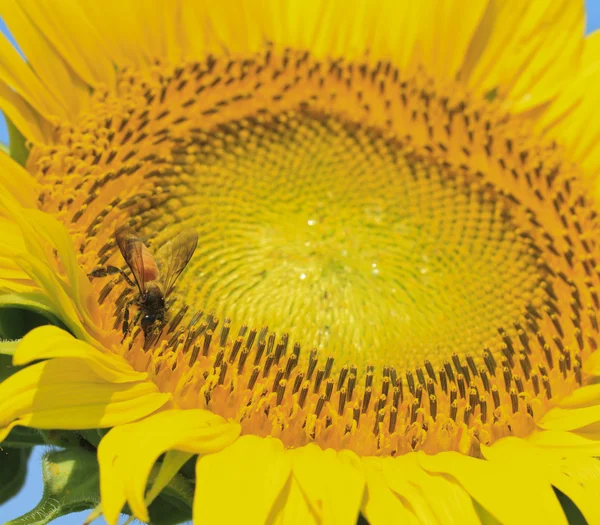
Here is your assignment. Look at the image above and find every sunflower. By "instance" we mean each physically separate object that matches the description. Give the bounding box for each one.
[1,0,600,523]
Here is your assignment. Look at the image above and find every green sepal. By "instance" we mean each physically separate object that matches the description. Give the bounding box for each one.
[0,305,65,341]
[0,340,18,357]
[178,454,196,482]
[0,350,22,383]
[38,430,88,449]
[555,488,588,525]
[0,306,64,383]
[77,429,107,449]
[0,446,32,506]
[0,340,25,382]
[473,499,502,525]
[144,458,194,525]
[4,448,101,525]
[2,427,46,448]
[6,115,30,166]
[146,491,193,525]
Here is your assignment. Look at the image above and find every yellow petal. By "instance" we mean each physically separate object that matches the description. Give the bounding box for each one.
[534,31,600,133]
[0,33,67,121]
[418,450,567,525]
[534,30,600,183]
[198,0,266,56]
[483,437,600,525]
[380,456,439,524]
[559,455,600,499]
[0,292,60,322]
[0,191,102,341]
[0,215,27,251]
[0,214,36,285]
[461,0,584,112]
[134,0,184,63]
[369,1,420,72]
[360,457,418,525]
[23,208,102,334]
[556,383,600,408]
[145,450,193,507]
[288,444,364,525]
[179,0,216,58]
[11,0,116,89]
[540,404,600,432]
[528,430,600,456]
[0,256,39,285]
[0,153,37,208]
[6,251,89,340]
[413,0,490,81]
[267,476,317,525]
[382,454,480,525]
[0,358,170,438]
[0,0,90,120]
[0,83,49,144]
[0,270,34,286]
[75,0,149,69]
[194,435,291,525]
[15,326,145,382]
[98,409,240,525]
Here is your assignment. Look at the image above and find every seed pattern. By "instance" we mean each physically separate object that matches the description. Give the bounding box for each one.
[27,49,600,456]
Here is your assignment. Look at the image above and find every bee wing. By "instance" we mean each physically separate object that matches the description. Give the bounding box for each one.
[115,226,147,295]
[155,229,198,296]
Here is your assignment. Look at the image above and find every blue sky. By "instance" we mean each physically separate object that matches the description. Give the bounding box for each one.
[1,3,600,525]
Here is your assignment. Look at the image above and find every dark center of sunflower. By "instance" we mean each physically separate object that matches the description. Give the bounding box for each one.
[29,49,599,456]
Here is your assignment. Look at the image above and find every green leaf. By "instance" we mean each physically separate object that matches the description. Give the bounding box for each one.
[4,448,101,525]
[0,446,32,505]
[6,115,30,166]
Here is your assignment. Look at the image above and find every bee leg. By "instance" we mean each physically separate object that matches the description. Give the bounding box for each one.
[89,266,136,287]
[144,322,165,350]
[157,313,167,333]
[132,309,143,334]
[121,299,136,340]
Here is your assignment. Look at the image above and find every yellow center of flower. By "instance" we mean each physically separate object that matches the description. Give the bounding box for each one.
[174,110,541,368]
[29,49,598,456]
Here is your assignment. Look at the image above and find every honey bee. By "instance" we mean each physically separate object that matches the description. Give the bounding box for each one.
[90,227,198,339]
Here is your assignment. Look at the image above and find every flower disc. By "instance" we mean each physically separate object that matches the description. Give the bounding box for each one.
[28,50,598,456]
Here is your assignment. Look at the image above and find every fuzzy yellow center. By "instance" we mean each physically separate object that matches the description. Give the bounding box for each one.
[30,50,599,456]
[175,111,541,367]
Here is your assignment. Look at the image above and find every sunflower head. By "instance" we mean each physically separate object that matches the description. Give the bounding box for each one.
[1,1,600,524]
